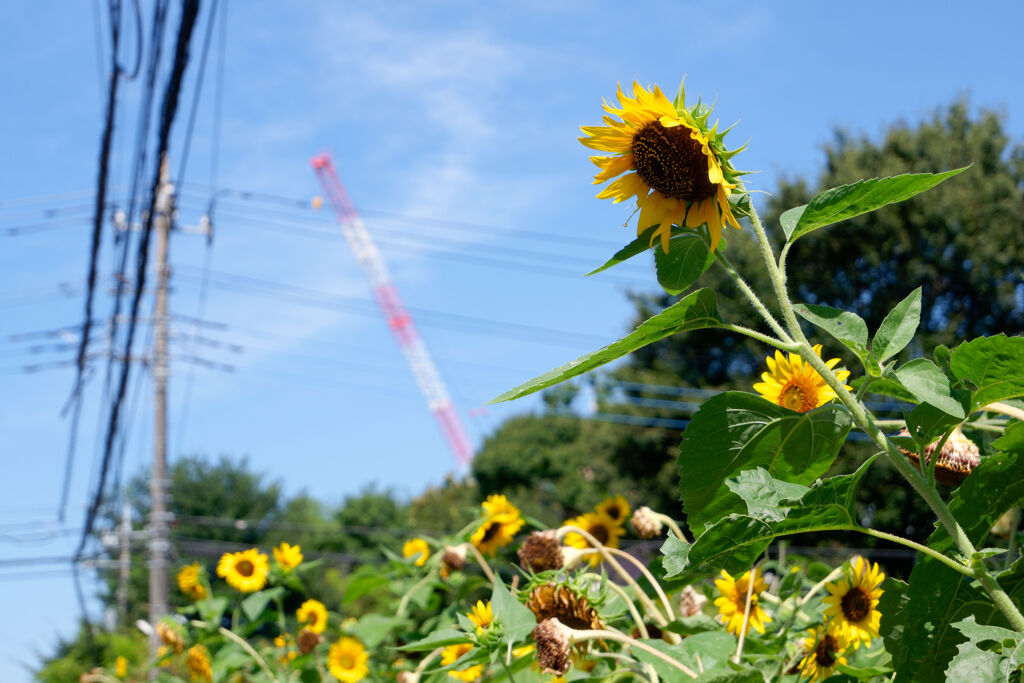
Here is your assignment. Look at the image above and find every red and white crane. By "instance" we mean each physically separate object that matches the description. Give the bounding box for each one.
[311,153,475,467]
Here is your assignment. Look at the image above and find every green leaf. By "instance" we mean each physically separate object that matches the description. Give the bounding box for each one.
[793,303,877,374]
[491,576,536,643]
[895,357,965,418]
[343,570,391,605]
[725,467,810,523]
[586,225,660,276]
[852,375,916,402]
[946,616,1023,682]
[885,451,1024,681]
[904,402,963,445]
[398,628,472,651]
[663,613,721,636]
[654,232,715,295]
[781,167,968,242]
[665,458,874,582]
[492,288,724,403]
[353,614,399,649]
[633,632,736,681]
[240,586,285,622]
[678,392,852,532]
[950,334,1024,410]
[872,287,922,362]
[194,596,229,628]
[993,421,1024,453]
[660,532,691,578]
[835,663,895,680]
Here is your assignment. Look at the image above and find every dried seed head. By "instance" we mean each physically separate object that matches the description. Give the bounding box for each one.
[631,506,663,539]
[526,583,604,631]
[297,627,321,655]
[678,585,708,618]
[441,543,467,579]
[395,673,420,683]
[518,530,565,573]
[898,428,980,486]
[533,618,572,675]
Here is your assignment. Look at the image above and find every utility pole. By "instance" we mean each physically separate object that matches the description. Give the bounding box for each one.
[118,500,132,625]
[148,156,173,646]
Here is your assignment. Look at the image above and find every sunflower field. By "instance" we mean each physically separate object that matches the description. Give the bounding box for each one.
[79,80,1024,683]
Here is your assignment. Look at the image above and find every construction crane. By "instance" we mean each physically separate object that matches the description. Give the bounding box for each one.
[310,153,475,467]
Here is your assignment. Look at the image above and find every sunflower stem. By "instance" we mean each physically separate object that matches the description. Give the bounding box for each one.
[190,620,279,682]
[568,628,699,679]
[653,512,688,543]
[413,647,444,677]
[721,323,798,351]
[466,543,496,583]
[798,565,844,608]
[588,573,649,638]
[712,247,793,344]
[604,546,676,622]
[396,572,437,618]
[732,565,758,664]
[982,401,1024,422]
[746,202,1024,632]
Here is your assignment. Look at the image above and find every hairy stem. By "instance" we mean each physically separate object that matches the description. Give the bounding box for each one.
[605,547,676,622]
[466,543,496,583]
[569,628,698,679]
[713,248,793,344]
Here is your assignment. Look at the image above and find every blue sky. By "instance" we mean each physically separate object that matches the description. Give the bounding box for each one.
[2,1,1023,679]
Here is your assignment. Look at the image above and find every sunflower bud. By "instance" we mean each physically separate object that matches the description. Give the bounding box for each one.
[678,585,708,618]
[396,673,419,683]
[631,506,663,539]
[441,543,467,579]
[898,428,980,486]
[297,627,321,655]
[518,530,565,572]
[533,618,572,675]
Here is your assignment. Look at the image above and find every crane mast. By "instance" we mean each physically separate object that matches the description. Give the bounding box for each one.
[311,153,474,466]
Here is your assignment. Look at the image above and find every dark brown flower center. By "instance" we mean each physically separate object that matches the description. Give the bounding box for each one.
[631,121,716,202]
[589,523,610,545]
[605,504,623,521]
[481,521,501,543]
[841,586,872,622]
[236,560,254,577]
[815,634,839,667]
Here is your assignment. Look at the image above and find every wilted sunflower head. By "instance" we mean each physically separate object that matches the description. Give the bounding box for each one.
[533,619,572,675]
[526,583,604,631]
[518,529,565,573]
[630,506,663,539]
[581,81,747,253]
[822,556,884,649]
[753,344,851,413]
[897,427,980,486]
[156,619,186,653]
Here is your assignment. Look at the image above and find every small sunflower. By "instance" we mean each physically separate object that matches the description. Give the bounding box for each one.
[273,541,303,570]
[581,81,746,253]
[594,495,631,524]
[156,620,186,654]
[563,511,624,567]
[176,562,207,601]
[402,537,431,567]
[186,644,212,683]
[467,600,493,632]
[713,568,772,636]
[798,627,849,683]
[216,548,269,593]
[297,598,329,634]
[327,637,369,682]
[753,344,851,413]
[441,643,484,682]
[822,556,884,649]
[114,655,128,678]
[471,496,524,556]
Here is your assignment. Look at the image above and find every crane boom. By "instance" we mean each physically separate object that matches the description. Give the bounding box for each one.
[311,153,474,466]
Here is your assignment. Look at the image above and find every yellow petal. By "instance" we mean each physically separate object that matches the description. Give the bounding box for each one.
[591,153,634,183]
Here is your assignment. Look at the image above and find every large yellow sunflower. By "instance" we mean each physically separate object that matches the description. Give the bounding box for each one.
[713,568,772,636]
[441,643,484,682]
[327,637,369,682]
[176,562,207,601]
[563,511,624,567]
[822,556,884,649]
[797,627,848,683]
[594,495,631,524]
[581,81,745,253]
[402,537,431,567]
[216,548,269,593]
[753,344,851,413]
[273,541,303,570]
[471,495,524,556]
[297,598,329,634]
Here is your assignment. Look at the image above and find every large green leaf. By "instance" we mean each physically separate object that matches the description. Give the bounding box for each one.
[654,232,715,295]
[586,225,661,276]
[780,167,968,242]
[945,616,1023,682]
[950,334,1024,410]
[678,392,852,532]
[633,632,736,682]
[492,288,724,403]
[885,451,1024,681]
[664,458,874,582]
[491,576,536,643]
[240,586,285,622]
[894,357,965,418]
[793,303,877,373]
[872,287,922,363]
[725,467,810,523]
[398,628,471,651]
[993,421,1024,453]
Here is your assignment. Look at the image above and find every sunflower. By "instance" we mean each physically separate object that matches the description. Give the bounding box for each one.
[297,598,329,634]
[713,568,772,636]
[402,537,431,567]
[441,643,484,682]
[176,562,207,600]
[822,556,884,649]
[526,583,604,631]
[156,620,186,654]
[471,496,524,556]
[580,81,745,253]
[273,541,303,570]
[114,655,128,678]
[186,644,212,683]
[797,627,848,683]
[327,637,369,682]
[563,511,624,567]
[753,344,851,413]
[467,600,493,632]
[594,495,631,524]
[216,548,269,593]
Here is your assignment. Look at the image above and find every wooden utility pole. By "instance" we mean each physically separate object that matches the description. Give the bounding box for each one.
[117,501,132,625]
[148,156,173,644]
